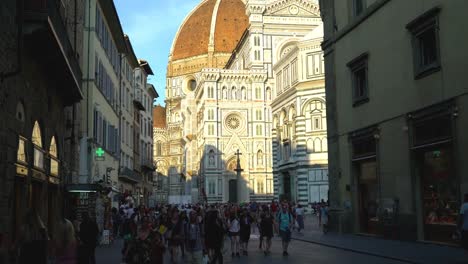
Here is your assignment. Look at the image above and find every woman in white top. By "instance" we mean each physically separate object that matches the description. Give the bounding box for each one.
[227,212,240,258]
[295,204,305,233]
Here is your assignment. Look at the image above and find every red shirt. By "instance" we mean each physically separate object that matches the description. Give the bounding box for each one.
[271,203,278,213]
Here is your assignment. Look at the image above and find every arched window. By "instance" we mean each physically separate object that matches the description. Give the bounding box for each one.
[257,150,264,166]
[208,109,214,120]
[304,99,326,132]
[32,121,44,169]
[241,87,246,100]
[156,141,162,156]
[208,150,215,166]
[314,138,322,153]
[32,121,42,147]
[231,87,237,100]
[266,87,271,101]
[255,86,261,99]
[16,101,25,122]
[307,139,314,154]
[17,136,27,164]
[222,87,227,99]
[49,136,59,176]
[207,86,214,98]
[322,137,328,152]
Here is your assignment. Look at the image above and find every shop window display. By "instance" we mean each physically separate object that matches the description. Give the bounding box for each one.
[420,148,458,243]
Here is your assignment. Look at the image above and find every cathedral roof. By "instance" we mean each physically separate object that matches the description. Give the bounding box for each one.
[153,105,166,128]
[169,0,249,63]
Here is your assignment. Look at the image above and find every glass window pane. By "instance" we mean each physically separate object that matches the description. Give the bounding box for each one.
[34,147,44,169]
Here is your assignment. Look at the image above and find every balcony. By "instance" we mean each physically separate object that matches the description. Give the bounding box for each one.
[141,158,156,172]
[133,89,145,111]
[118,167,142,183]
[23,0,83,105]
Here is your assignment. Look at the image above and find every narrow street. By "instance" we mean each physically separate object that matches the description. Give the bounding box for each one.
[95,214,463,264]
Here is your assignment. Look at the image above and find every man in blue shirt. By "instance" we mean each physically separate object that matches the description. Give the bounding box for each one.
[276,203,293,256]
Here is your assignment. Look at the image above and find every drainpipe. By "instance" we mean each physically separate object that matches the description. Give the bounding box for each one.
[0,0,23,83]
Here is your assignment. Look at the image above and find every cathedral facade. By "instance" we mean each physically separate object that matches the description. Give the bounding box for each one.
[162,0,325,204]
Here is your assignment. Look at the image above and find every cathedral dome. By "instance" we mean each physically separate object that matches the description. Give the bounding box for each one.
[167,0,249,77]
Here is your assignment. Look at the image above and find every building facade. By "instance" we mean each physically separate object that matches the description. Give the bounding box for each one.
[153,105,170,204]
[271,26,328,205]
[0,0,83,260]
[321,0,468,243]
[160,0,325,204]
[118,36,140,202]
[139,81,158,206]
[131,61,155,206]
[78,0,127,231]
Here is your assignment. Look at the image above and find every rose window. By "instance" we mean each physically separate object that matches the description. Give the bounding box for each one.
[225,114,242,131]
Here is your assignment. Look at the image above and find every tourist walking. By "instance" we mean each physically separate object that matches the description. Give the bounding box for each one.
[227,212,240,258]
[167,208,184,263]
[295,204,305,233]
[205,210,224,264]
[320,202,329,234]
[124,216,163,264]
[185,211,203,264]
[111,207,122,239]
[239,210,252,256]
[260,209,274,256]
[15,209,49,264]
[54,218,78,264]
[277,204,293,256]
[458,193,468,254]
[79,212,99,264]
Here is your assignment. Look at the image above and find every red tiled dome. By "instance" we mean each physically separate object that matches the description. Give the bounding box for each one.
[171,0,249,61]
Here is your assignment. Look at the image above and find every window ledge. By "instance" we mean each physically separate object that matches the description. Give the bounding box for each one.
[414,64,441,80]
[353,97,370,107]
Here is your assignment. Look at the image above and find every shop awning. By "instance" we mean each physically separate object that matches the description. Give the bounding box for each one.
[65,184,102,193]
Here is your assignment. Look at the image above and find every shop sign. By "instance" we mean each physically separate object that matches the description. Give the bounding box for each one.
[95,148,105,161]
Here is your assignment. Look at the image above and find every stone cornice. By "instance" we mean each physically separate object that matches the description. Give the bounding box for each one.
[198,68,268,83]
[265,0,320,16]
[247,4,266,16]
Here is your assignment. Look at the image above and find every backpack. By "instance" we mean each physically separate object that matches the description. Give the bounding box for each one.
[277,211,292,226]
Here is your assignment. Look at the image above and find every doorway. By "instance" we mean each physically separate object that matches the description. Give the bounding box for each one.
[356,160,378,234]
[229,179,237,202]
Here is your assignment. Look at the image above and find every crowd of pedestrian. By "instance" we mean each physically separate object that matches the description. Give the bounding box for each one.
[8,193,468,263]
[108,199,332,264]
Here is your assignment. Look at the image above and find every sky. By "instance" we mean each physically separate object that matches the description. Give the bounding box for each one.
[114,0,201,106]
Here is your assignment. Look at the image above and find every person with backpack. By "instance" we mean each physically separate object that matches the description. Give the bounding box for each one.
[276,203,293,256]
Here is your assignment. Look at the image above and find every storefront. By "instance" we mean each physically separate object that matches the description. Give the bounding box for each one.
[410,101,459,244]
[351,127,379,235]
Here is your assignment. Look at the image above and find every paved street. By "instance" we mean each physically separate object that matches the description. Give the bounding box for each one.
[96,234,408,264]
[96,213,468,264]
